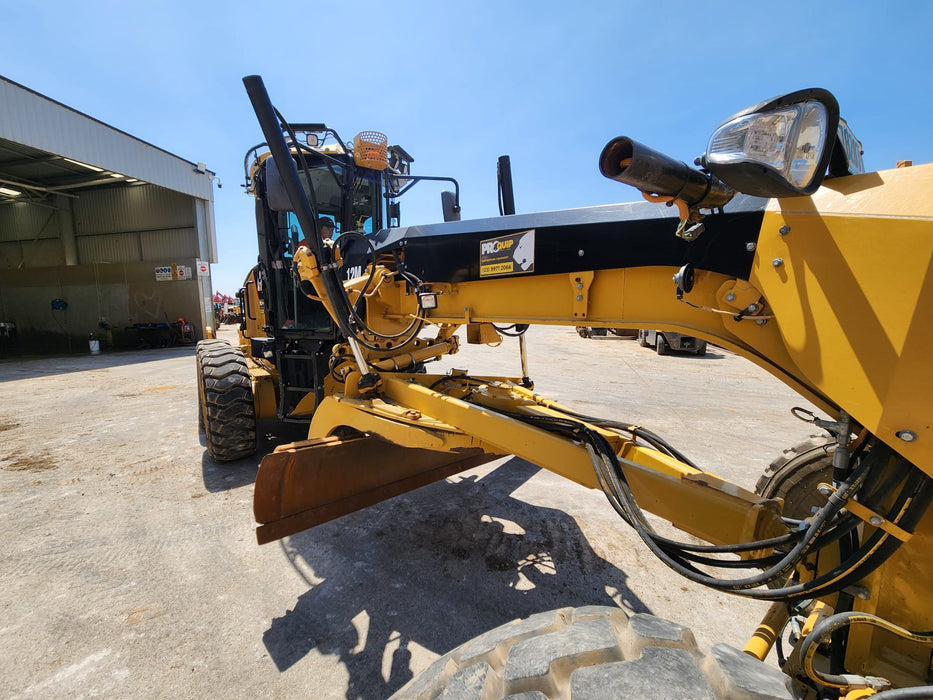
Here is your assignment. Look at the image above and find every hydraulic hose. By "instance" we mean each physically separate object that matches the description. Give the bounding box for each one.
[799,611,933,691]
[872,688,933,699]
[505,404,932,600]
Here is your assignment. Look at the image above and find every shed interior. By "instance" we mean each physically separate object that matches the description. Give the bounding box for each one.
[0,136,211,354]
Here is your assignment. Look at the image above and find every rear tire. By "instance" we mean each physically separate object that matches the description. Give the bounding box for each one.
[392,606,796,699]
[197,340,257,462]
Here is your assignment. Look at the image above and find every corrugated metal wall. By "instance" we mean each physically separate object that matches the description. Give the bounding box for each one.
[0,239,64,267]
[74,185,192,235]
[76,234,139,264]
[140,229,198,259]
[0,202,60,241]
[0,202,66,266]
[0,184,197,267]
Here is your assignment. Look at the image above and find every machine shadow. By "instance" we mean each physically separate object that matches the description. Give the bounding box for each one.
[200,419,308,492]
[262,458,651,698]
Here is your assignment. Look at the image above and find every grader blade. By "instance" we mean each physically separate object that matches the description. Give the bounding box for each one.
[254,435,501,544]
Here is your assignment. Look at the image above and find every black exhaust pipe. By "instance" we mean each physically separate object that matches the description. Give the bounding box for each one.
[497,155,515,215]
[599,137,733,209]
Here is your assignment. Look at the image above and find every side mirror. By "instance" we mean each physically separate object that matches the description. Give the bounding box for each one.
[702,88,840,198]
[441,190,461,222]
[263,155,293,212]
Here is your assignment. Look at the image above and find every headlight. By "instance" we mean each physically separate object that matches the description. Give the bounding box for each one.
[702,88,839,198]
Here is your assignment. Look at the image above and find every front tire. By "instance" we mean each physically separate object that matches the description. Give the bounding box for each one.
[197,340,257,462]
[393,607,796,699]
[755,436,834,522]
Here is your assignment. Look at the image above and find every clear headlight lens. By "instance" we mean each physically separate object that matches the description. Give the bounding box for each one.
[707,100,828,190]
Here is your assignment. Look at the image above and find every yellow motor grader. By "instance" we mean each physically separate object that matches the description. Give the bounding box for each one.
[195,75,933,698]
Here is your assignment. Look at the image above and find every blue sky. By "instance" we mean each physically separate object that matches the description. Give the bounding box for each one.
[3,1,932,294]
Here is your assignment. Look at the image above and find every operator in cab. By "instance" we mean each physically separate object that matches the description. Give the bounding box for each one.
[297,216,336,249]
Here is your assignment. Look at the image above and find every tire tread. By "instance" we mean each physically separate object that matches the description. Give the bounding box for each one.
[196,340,256,462]
[392,606,797,699]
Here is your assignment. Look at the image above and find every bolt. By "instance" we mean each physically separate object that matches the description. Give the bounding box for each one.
[869,516,884,526]
[578,249,585,257]
[772,258,784,268]
[746,304,758,313]
[818,484,834,497]
[755,319,767,326]
[726,293,736,302]
[896,430,918,443]
[779,225,791,236]
[576,295,583,302]
[576,282,584,290]
[746,242,757,252]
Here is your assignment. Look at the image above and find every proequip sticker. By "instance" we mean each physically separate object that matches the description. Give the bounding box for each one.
[479,229,535,277]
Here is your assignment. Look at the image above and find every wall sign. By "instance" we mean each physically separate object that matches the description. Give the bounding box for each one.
[155,264,193,281]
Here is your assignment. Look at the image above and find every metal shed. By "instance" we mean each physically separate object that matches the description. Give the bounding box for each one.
[0,75,218,354]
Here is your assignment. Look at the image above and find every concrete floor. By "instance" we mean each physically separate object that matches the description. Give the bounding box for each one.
[0,325,822,698]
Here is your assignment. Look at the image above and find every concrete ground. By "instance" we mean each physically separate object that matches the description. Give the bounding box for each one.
[0,325,822,699]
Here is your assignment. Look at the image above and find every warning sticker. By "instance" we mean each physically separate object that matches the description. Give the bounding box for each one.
[479,230,535,278]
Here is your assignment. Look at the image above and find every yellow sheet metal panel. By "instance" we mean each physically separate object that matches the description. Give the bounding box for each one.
[248,361,277,420]
[754,164,933,474]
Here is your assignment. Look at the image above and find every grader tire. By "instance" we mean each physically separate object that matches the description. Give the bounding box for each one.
[392,606,796,699]
[197,339,229,430]
[196,338,229,430]
[196,338,227,355]
[755,435,834,522]
[656,334,669,355]
[197,340,257,462]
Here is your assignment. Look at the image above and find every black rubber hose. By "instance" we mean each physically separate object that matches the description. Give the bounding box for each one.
[503,409,802,555]
[529,402,699,469]
[799,611,933,692]
[871,687,933,699]
[607,436,872,591]
[589,424,933,599]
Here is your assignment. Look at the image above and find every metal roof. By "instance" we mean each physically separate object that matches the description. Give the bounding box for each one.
[0,75,215,204]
